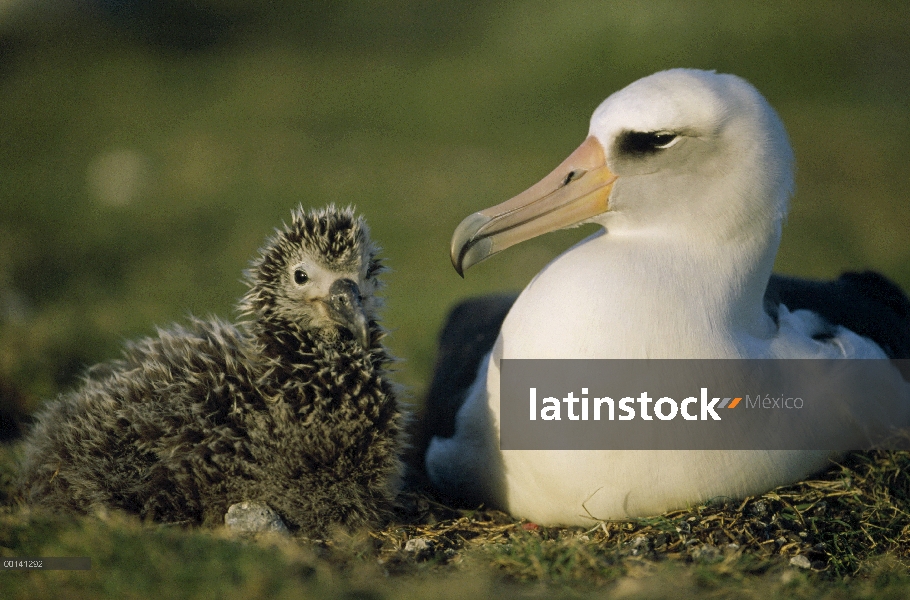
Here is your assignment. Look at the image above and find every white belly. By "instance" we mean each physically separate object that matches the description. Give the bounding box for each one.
[427,234,910,525]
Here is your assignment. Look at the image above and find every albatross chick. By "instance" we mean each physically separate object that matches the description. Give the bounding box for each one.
[19,205,404,536]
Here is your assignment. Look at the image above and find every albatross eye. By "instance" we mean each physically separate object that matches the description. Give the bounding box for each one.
[617,131,680,156]
[293,269,309,285]
[651,133,678,148]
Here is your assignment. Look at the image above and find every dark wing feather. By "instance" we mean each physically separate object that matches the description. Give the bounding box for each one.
[404,293,517,487]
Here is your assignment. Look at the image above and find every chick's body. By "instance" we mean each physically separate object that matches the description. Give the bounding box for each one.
[19,206,403,535]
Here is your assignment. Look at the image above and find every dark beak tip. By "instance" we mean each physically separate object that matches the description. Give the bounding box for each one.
[451,254,465,278]
[324,278,370,346]
[451,211,496,277]
[339,316,370,349]
[353,324,369,349]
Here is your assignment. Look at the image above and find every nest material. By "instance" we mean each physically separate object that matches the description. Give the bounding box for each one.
[373,450,910,580]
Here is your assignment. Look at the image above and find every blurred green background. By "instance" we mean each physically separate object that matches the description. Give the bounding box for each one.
[0,0,908,432]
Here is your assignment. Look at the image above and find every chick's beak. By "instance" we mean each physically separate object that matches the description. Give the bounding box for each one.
[325,278,369,348]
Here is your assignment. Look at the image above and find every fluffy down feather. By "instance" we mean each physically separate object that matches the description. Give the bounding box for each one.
[18,205,405,535]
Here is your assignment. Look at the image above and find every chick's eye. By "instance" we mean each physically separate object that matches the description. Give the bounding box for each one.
[293,269,309,285]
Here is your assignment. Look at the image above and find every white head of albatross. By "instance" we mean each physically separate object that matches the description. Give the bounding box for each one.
[428,69,910,525]
[454,68,793,271]
[452,68,800,359]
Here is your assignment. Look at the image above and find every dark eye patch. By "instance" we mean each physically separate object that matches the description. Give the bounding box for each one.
[616,131,678,157]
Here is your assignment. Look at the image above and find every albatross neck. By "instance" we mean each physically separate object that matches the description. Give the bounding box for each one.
[503,217,781,359]
[613,216,780,335]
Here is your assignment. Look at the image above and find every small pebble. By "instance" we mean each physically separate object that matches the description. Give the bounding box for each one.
[750,500,768,516]
[404,537,433,553]
[789,555,811,569]
[225,501,289,535]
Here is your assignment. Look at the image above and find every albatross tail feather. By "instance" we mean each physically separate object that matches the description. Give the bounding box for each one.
[767,271,910,359]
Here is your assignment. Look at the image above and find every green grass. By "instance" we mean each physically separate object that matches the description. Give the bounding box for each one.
[4,448,910,598]
[1,1,910,597]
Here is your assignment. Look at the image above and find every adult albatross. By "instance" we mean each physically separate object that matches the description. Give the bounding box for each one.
[424,69,910,526]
